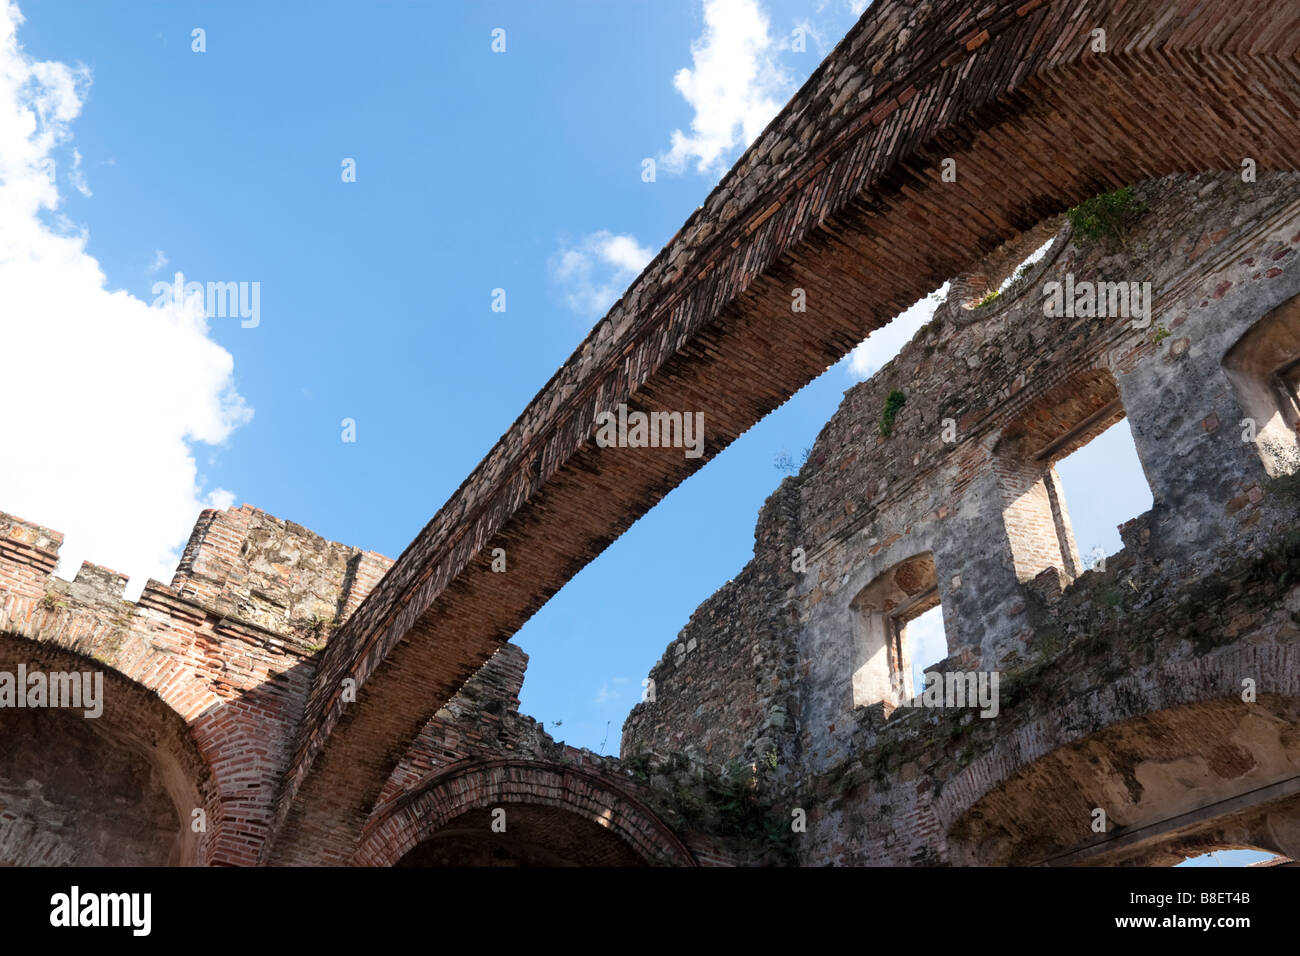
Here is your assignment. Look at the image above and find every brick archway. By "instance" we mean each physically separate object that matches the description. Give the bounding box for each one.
[0,632,222,866]
[354,758,696,867]
[271,0,1300,862]
[940,646,1300,865]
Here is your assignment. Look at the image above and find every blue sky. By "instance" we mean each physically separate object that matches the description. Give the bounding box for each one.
[1,0,1253,866]
[0,0,877,753]
[0,0,1152,752]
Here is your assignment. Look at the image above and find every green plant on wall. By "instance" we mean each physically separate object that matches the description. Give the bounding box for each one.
[1066,185,1148,248]
[879,389,906,437]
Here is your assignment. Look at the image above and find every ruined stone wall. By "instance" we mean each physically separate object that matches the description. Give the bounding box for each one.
[0,506,708,866]
[0,504,393,866]
[622,171,1300,864]
[619,482,802,773]
[367,644,749,866]
[6,171,1299,868]
[375,644,568,807]
[275,0,1300,863]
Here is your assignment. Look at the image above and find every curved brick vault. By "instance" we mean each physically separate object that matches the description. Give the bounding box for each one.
[947,692,1300,866]
[353,758,696,867]
[939,639,1300,865]
[267,0,1300,862]
[0,505,386,866]
[0,632,219,866]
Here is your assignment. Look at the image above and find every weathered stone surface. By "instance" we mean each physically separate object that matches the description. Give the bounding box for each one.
[624,171,1300,865]
[5,0,1300,867]
[271,0,1300,864]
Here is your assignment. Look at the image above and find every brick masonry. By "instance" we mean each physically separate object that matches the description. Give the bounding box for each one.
[0,508,709,866]
[5,0,1300,867]
[269,0,1300,863]
[623,170,1300,864]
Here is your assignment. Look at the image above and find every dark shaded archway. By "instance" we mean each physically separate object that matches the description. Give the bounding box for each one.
[355,758,695,867]
[0,632,221,865]
[0,707,180,866]
[395,805,646,867]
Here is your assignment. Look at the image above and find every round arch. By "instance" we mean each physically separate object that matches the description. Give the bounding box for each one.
[945,686,1300,865]
[0,631,222,865]
[354,758,697,867]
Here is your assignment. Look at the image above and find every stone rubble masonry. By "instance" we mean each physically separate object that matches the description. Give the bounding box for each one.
[268,0,1300,864]
[0,506,715,866]
[3,172,1298,866]
[359,644,720,867]
[622,170,1300,864]
[7,0,1300,866]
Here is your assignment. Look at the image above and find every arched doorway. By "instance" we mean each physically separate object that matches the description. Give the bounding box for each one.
[356,758,695,867]
[947,694,1300,866]
[0,634,219,865]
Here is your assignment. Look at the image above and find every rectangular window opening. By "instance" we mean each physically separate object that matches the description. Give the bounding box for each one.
[892,601,947,700]
[1052,417,1153,574]
[851,554,946,713]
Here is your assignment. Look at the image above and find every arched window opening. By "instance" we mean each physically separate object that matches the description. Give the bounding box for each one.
[1224,298,1300,477]
[850,553,947,713]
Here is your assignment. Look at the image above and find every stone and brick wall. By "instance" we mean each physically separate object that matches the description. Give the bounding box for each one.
[271,0,1300,863]
[0,506,704,866]
[4,173,1298,867]
[0,504,392,866]
[622,170,1300,864]
[7,0,1300,867]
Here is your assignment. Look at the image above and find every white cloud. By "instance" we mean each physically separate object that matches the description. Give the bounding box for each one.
[146,248,167,274]
[661,0,791,175]
[594,677,630,706]
[549,230,653,318]
[68,147,89,196]
[846,283,947,380]
[0,0,250,600]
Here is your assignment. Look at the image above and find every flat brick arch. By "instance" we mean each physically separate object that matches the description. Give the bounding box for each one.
[993,367,1124,463]
[354,758,697,867]
[0,631,222,865]
[939,643,1300,864]
[270,0,1300,862]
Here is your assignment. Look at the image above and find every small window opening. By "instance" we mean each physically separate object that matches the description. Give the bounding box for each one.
[1224,298,1300,477]
[995,370,1153,589]
[1053,419,1153,570]
[851,554,946,712]
[899,603,947,698]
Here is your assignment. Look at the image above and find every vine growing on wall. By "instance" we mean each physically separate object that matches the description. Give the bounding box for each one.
[879,390,907,437]
[623,751,796,863]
